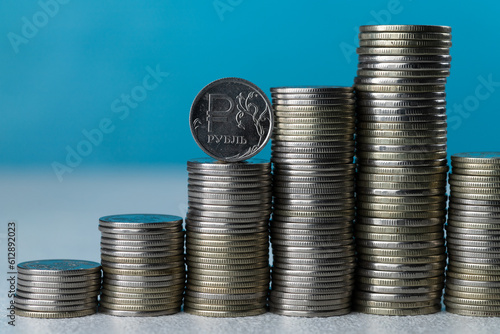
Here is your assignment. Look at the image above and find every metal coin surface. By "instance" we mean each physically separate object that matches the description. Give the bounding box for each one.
[189,78,273,162]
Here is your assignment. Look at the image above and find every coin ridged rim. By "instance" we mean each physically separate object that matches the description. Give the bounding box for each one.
[14,296,96,306]
[445,307,500,317]
[15,302,98,312]
[355,246,445,257]
[17,260,101,276]
[355,194,447,205]
[101,283,185,294]
[357,254,446,265]
[15,308,96,319]
[354,304,440,315]
[16,273,100,283]
[98,307,179,317]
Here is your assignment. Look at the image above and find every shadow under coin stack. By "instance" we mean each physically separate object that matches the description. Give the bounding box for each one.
[98,214,185,316]
[353,25,452,315]
[445,152,500,317]
[184,159,271,317]
[15,260,101,318]
[269,86,356,317]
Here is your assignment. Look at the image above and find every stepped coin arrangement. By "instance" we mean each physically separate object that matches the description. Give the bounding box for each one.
[353,25,452,315]
[98,214,185,316]
[445,152,500,317]
[184,158,272,317]
[269,86,356,317]
[15,260,101,318]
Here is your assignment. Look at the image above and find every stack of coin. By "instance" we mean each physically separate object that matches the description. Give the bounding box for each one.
[15,259,101,318]
[353,25,451,315]
[269,86,356,317]
[185,158,272,317]
[445,152,500,317]
[98,214,185,317]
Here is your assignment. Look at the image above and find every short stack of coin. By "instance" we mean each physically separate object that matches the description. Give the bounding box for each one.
[185,158,272,317]
[98,214,185,317]
[15,259,101,318]
[268,86,356,317]
[353,25,451,315]
[445,152,500,317]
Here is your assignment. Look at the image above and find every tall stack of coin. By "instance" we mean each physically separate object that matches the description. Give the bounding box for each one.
[184,158,272,317]
[98,214,185,316]
[353,25,452,315]
[445,152,500,317]
[268,86,356,317]
[15,260,101,318]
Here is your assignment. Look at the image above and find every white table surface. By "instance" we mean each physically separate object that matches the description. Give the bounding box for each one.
[1,166,499,334]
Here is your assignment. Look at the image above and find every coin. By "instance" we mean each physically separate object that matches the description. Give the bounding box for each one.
[359,32,451,40]
[99,307,179,317]
[357,69,450,78]
[355,304,440,315]
[15,308,96,319]
[17,260,101,276]
[359,25,451,33]
[189,78,272,162]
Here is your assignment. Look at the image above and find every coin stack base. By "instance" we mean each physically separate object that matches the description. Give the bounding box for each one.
[269,86,356,317]
[354,24,451,315]
[445,153,500,317]
[185,159,271,317]
[15,260,101,319]
[98,214,185,317]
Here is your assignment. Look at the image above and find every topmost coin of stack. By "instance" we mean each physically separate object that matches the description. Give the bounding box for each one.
[445,152,500,317]
[353,25,452,316]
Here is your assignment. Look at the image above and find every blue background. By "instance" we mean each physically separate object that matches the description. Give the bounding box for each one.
[1,0,499,176]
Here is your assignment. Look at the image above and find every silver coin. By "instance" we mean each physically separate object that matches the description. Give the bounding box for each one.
[450,203,500,213]
[355,194,446,205]
[271,92,353,99]
[272,98,355,106]
[355,217,444,227]
[17,260,101,276]
[356,283,443,294]
[15,302,98,312]
[358,54,451,62]
[188,158,271,170]
[356,159,448,169]
[189,78,272,162]
[101,260,183,271]
[99,214,182,229]
[16,273,100,283]
[354,291,441,302]
[98,226,182,235]
[356,268,443,279]
[100,232,176,241]
[356,239,444,249]
[356,187,445,198]
[15,290,98,301]
[357,106,446,116]
[15,285,100,295]
[14,296,96,306]
[98,307,179,317]
[17,279,100,289]
[356,44,450,55]
[357,261,445,272]
[452,168,500,176]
